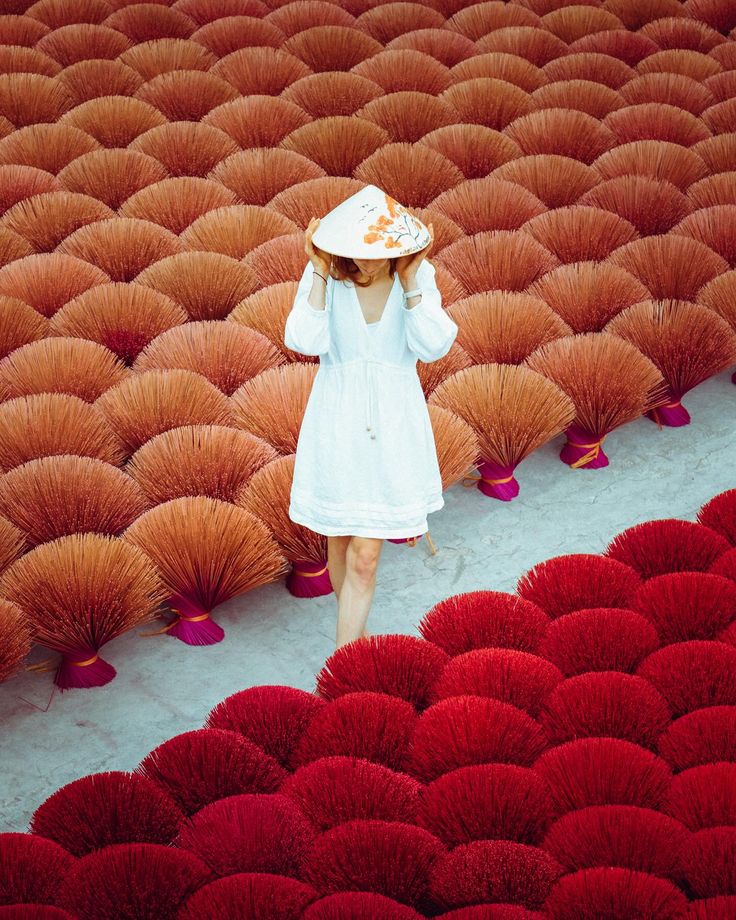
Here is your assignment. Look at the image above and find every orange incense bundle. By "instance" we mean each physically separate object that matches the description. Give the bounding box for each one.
[0,598,31,683]
[124,496,289,645]
[0,533,165,690]
[525,333,668,468]
[428,363,576,500]
[127,425,278,505]
[605,299,736,426]
[237,454,332,598]
[0,513,25,576]
[0,454,149,546]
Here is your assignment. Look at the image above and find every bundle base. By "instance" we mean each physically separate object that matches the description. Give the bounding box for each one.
[461,460,520,500]
[561,425,609,469]
[646,400,691,427]
[164,596,224,646]
[55,651,115,691]
[287,559,333,598]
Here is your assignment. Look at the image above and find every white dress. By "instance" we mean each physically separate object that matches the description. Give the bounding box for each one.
[284,258,459,538]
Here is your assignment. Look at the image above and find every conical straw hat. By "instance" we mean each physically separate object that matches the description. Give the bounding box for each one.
[311,184,431,259]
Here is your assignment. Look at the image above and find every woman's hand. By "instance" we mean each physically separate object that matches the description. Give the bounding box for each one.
[396,223,434,286]
[305,217,331,276]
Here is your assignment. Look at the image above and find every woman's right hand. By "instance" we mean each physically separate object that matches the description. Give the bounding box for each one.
[305,217,331,276]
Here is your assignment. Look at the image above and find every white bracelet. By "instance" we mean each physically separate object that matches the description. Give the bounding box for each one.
[403,288,422,299]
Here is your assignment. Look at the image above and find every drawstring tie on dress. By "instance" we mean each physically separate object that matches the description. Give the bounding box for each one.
[364,361,376,439]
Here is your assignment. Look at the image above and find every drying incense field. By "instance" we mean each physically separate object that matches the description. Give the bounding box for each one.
[1,0,736,917]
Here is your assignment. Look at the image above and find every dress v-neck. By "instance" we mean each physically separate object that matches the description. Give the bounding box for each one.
[351,273,397,330]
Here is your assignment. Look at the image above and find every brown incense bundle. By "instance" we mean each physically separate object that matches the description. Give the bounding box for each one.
[136,250,258,320]
[594,139,708,191]
[59,95,166,149]
[432,177,547,234]
[525,332,668,468]
[434,229,559,294]
[0,295,48,359]
[56,217,185,283]
[50,282,188,366]
[619,71,715,117]
[180,205,298,259]
[698,270,736,338]
[442,77,535,131]
[282,71,383,118]
[420,123,521,179]
[1,189,113,253]
[580,175,692,236]
[128,121,238,181]
[127,71,238,125]
[0,123,97,175]
[0,163,61,218]
[133,321,285,396]
[541,5,624,43]
[0,337,129,402]
[57,148,169,211]
[281,116,389,176]
[428,363,576,500]
[427,403,481,490]
[266,2,356,37]
[128,425,278,504]
[0,598,31,683]
[416,342,473,400]
[605,299,736,426]
[521,206,638,263]
[96,369,234,455]
[237,454,331,598]
[269,177,365,230]
[203,95,312,149]
[118,177,237,235]
[227,280,314,364]
[358,3,445,42]
[210,46,310,95]
[0,252,108,319]
[209,148,324,207]
[447,290,572,364]
[358,91,458,143]
[124,496,288,645]
[388,29,476,69]
[243,232,314,286]
[491,154,600,209]
[506,109,617,164]
[352,49,452,94]
[0,533,165,690]
[532,80,625,119]
[0,393,126,473]
[355,141,465,208]
[604,102,711,147]
[476,25,568,67]
[283,25,383,71]
[230,363,319,455]
[447,2,539,39]
[544,51,635,89]
[671,204,736,269]
[0,455,149,546]
[687,173,736,209]
[59,59,144,107]
[607,234,728,300]
[0,225,33,265]
[529,260,649,333]
[0,514,25,576]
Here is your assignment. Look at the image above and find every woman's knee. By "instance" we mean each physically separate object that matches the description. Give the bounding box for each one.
[346,537,382,580]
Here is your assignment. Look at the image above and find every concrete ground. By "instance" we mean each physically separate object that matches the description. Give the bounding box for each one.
[1,367,734,832]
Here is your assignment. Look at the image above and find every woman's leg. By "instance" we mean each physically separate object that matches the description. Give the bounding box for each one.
[336,536,383,647]
[327,535,350,599]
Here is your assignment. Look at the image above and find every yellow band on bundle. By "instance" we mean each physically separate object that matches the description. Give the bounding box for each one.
[169,610,210,624]
[567,438,604,469]
[293,565,328,577]
[461,472,514,487]
[69,654,98,667]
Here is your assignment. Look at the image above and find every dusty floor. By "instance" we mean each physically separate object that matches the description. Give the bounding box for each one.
[1,367,734,832]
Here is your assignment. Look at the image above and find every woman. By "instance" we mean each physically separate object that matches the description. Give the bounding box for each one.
[284,185,458,648]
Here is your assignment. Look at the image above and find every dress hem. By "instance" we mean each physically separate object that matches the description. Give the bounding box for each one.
[288,495,445,538]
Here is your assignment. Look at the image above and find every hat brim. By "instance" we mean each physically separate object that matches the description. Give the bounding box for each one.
[311,229,431,260]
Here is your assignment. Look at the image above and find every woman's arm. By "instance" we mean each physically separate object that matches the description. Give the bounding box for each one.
[283,261,331,357]
[401,259,459,363]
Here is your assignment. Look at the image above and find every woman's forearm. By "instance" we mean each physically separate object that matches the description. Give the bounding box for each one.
[307,271,328,310]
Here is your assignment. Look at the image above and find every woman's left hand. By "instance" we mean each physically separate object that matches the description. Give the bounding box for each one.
[396,223,434,285]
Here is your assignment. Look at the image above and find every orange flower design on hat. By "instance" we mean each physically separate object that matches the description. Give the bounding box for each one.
[361,193,425,250]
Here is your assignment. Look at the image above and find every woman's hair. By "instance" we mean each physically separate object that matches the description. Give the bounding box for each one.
[329,255,398,287]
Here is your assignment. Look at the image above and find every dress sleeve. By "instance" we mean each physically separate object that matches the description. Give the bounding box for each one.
[283,262,331,357]
[401,258,459,363]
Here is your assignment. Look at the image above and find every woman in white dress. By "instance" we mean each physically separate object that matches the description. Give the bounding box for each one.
[283,185,459,648]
